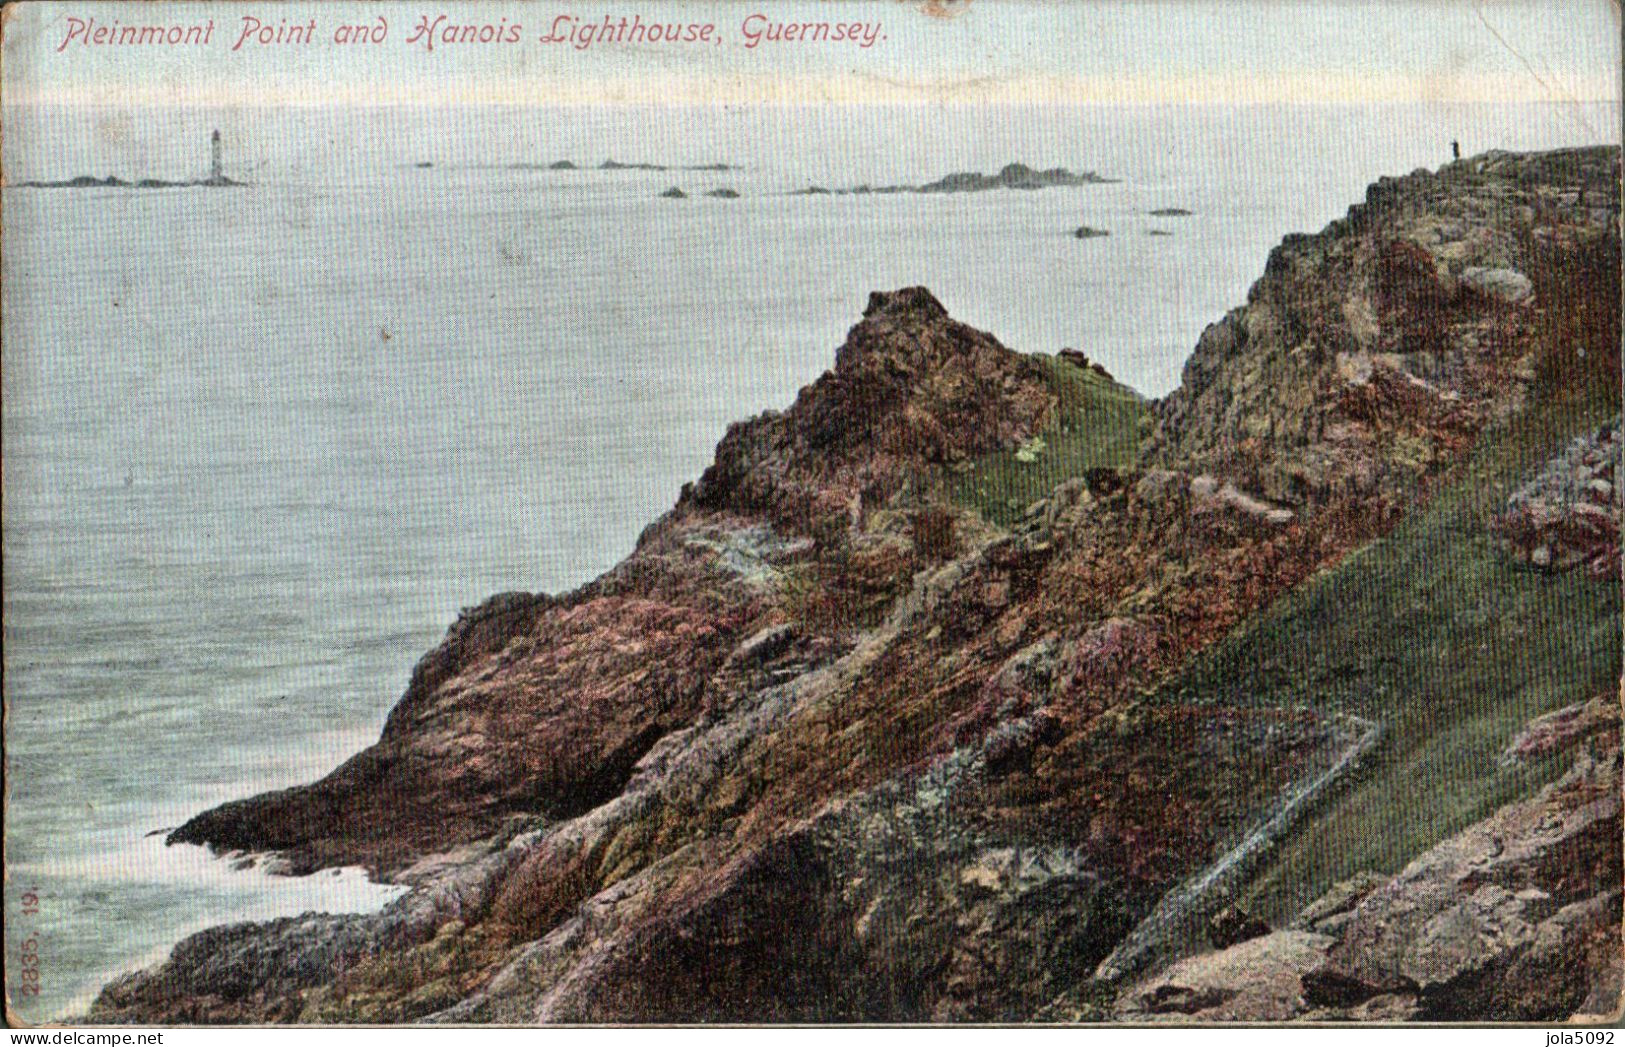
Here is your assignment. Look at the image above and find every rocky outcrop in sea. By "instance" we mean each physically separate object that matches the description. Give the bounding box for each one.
[510,160,736,173]
[16,174,246,188]
[792,162,1115,197]
[89,146,1621,1024]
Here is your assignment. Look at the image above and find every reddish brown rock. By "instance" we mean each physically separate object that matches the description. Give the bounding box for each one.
[1500,692,1620,767]
[1494,419,1621,579]
[1145,148,1620,511]
[169,594,750,876]
[682,286,1058,538]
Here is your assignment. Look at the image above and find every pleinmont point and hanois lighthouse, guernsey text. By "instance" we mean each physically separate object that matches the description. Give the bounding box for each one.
[54,12,887,52]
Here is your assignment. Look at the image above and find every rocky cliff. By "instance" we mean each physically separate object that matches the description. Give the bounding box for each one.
[1113,693,1621,1022]
[94,147,1621,1024]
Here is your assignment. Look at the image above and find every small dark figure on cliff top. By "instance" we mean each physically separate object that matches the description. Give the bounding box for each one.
[1452,140,1461,160]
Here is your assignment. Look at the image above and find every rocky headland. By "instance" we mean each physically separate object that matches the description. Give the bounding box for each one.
[92,147,1621,1024]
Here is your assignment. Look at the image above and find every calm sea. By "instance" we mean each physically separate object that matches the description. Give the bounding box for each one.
[2,101,1614,1021]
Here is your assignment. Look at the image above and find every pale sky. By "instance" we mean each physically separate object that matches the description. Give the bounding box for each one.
[1,0,1620,108]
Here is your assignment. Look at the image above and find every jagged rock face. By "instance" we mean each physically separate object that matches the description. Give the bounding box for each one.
[118,283,1351,1023]
[96,150,1621,1025]
[1494,417,1621,576]
[165,287,1062,882]
[1146,147,1621,510]
[1500,692,1619,766]
[93,914,394,1024]
[1305,719,1622,1021]
[682,287,1057,537]
[168,594,758,876]
[1112,701,1623,1023]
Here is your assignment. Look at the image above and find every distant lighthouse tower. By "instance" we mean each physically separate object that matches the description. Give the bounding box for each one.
[209,129,223,183]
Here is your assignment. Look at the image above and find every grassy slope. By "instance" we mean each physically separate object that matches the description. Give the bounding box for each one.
[948,356,1147,527]
[1154,361,1620,922]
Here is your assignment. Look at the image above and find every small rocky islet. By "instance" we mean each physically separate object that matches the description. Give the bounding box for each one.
[647,161,1118,201]
[510,159,737,173]
[656,187,741,200]
[792,161,1116,197]
[16,173,246,189]
[90,147,1622,1024]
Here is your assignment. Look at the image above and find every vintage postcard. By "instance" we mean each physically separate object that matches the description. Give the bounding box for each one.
[2,0,1621,1030]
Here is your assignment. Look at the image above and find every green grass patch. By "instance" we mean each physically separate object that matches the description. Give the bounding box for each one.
[948,357,1147,527]
[1153,362,1620,922]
